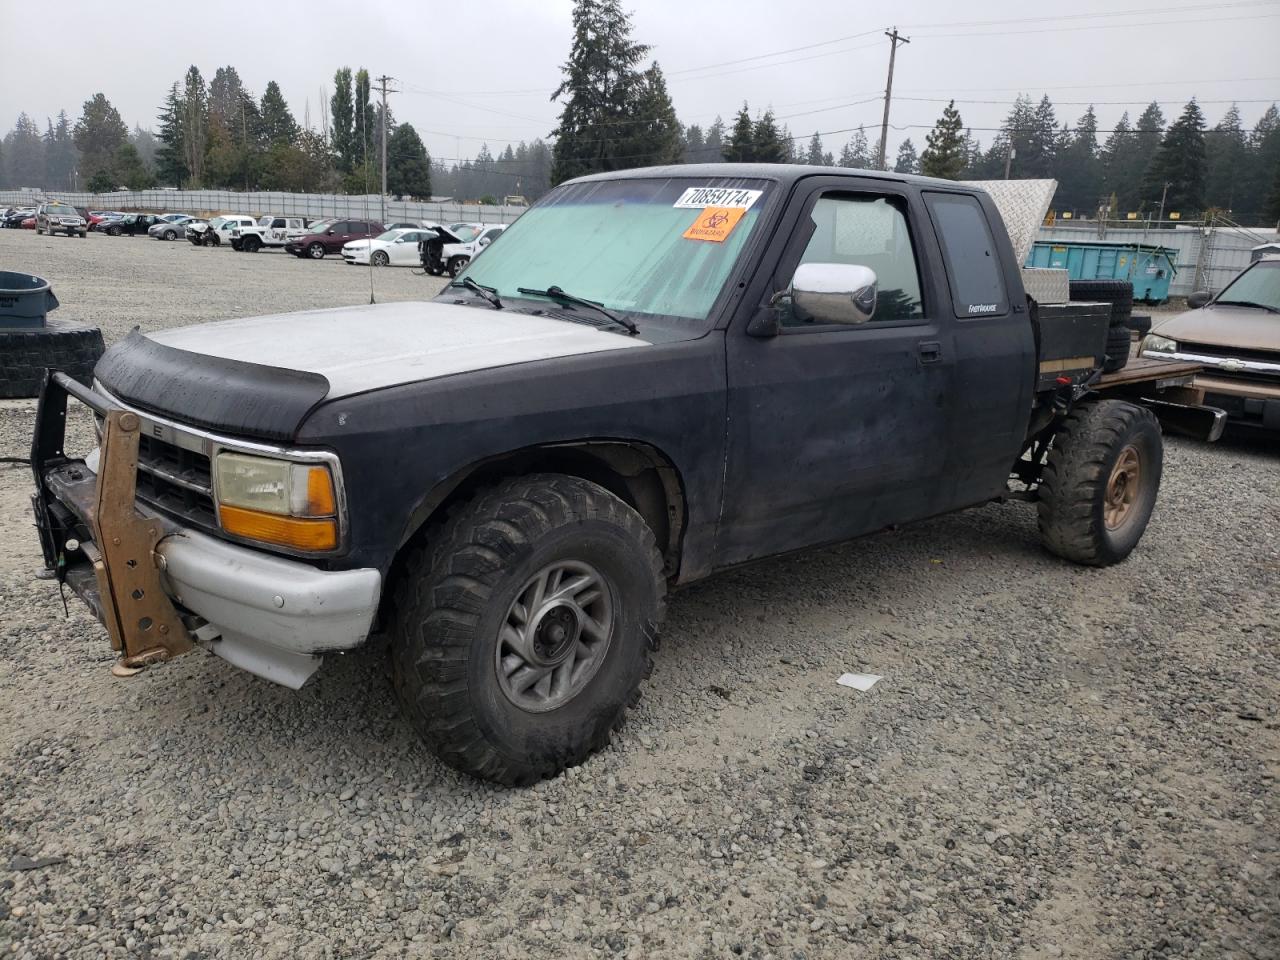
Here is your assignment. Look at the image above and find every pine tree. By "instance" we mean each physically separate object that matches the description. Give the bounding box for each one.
[1203,104,1247,213]
[112,142,154,189]
[1142,99,1207,214]
[178,67,208,186]
[130,125,157,172]
[804,132,825,166]
[1054,106,1102,213]
[73,93,128,183]
[2,114,46,187]
[1244,105,1279,223]
[752,111,788,164]
[626,63,682,166]
[44,111,78,190]
[1000,95,1036,178]
[387,122,431,198]
[920,100,966,180]
[838,126,870,168]
[354,69,375,163]
[1023,95,1058,178]
[683,124,704,163]
[1100,112,1136,212]
[155,84,187,186]
[724,104,755,162]
[703,117,725,163]
[893,138,919,174]
[549,0,650,183]
[331,67,355,173]
[260,81,299,147]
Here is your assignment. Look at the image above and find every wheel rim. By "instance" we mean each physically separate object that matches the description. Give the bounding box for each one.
[495,560,614,713]
[373,251,388,266]
[1104,445,1142,530]
[310,243,324,258]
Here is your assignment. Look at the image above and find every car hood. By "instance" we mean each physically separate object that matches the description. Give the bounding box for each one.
[1153,303,1280,353]
[147,300,648,399]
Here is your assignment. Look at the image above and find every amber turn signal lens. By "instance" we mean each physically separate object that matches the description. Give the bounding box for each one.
[219,505,338,552]
[303,465,337,516]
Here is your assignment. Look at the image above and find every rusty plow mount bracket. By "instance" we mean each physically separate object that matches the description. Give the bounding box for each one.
[90,408,193,672]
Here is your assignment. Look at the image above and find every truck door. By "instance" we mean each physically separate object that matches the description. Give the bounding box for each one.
[920,190,1035,508]
[717,179,955,566]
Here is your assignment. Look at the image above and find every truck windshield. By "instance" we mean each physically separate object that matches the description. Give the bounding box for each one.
[462,177,772,322]
[1215,261,1280,313]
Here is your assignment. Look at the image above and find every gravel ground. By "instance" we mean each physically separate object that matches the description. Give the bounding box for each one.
[0,228,1277,959]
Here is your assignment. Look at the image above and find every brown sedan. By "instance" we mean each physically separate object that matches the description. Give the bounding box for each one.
[1141,257,1280,430]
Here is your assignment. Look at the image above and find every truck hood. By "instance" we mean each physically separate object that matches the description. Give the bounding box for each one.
[94,300,651,441]
[1152,303,1280,353]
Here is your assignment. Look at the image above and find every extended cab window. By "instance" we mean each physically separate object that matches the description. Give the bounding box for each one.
[924,192,1009,318]
[785,194,924,325]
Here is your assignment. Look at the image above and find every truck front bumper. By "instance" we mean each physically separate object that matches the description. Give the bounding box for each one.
[30,373,381,689]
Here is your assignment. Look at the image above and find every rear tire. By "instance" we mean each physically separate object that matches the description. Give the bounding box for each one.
[0,320,106,399]
[390,474,666,785]
[1038,400,1162,567]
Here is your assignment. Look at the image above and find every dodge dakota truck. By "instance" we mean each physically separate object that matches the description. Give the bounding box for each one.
[30,164,1224,785]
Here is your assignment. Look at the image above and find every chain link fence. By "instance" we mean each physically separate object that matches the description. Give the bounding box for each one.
[0,188,524,226]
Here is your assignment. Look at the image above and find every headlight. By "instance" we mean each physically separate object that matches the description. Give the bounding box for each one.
[1141,334,1178,355]
[214,452,339,552]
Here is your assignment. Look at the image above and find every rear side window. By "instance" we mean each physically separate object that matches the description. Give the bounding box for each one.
[924,192,1008,318]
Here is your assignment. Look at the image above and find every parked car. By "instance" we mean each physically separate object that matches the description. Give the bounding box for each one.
[87,211,122,232]
[31,166,1225,787]
[103,214,163,236]
[230,215,311,252]
[19,215,36,229]
[284,219,384,259]
[186,214,252,246]
[2,207,36,229]
[148,215,195,241]
[418,223,478,275]
[35,202,88,237]
[437,222,507,277]
[343,227,438,267]
[1141,256,1280,430]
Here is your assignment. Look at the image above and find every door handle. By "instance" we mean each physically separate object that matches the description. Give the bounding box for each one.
[918,340,942,364]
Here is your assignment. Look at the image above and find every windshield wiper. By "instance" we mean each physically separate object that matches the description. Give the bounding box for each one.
[449,276,503,309]
[1214,299,1279,314]
[516,285,638,335]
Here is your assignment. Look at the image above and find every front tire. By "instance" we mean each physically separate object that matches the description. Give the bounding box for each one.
[447,255,469,278]
[163,228,177,240]
[1038,400,1162,567]
[244,236,262,253]
[308,242,326,259]
[390,474,666,785]
[371,250,390,267]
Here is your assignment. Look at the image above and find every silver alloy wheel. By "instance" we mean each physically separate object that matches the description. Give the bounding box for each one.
[495,560,615,713]
[372,250,389,266]
[309,242,325,259]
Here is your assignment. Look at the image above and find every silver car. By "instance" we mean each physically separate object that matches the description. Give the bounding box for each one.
[148,214,195,241]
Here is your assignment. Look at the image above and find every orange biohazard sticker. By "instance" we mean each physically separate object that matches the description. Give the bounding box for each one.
[683,206,746,243]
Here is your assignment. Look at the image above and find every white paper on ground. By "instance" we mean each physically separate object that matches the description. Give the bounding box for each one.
[836,673,882,691]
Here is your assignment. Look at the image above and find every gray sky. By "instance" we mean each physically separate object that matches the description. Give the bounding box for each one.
[3,0,1278,162]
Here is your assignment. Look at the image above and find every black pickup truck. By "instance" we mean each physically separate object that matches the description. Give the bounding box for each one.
[30,164,1223,785]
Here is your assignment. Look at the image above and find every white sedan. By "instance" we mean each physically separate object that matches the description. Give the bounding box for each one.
[342,228,436,266]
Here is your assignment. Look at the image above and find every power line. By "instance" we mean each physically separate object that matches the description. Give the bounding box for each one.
[900,0,1278,30]
[664,28,885,75]
[910,10,1280,39]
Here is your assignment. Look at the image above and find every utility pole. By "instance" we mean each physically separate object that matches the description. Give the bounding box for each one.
[1156,181,1171,224]
[241,99,249,193]
[374,75,396,222]
[877,27,909,171]
[1004,144,1016,180]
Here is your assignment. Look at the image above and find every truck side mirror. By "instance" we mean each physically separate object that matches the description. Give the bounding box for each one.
[1187,290,1211,309]
[790,263,878,325]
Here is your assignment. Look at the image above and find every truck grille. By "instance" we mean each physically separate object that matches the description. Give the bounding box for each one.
[135,434,218,530]
[94,415,218,531]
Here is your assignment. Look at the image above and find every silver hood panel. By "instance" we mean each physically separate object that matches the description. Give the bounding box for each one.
[147,300,647,399]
